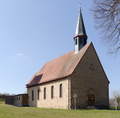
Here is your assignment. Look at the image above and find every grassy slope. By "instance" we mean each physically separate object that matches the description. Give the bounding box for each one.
[0,102,120,118]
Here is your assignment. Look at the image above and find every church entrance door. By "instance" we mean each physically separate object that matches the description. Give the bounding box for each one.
[88,94,95,106]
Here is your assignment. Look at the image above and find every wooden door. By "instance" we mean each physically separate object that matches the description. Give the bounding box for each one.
[22,96,27,105]
[88,94,95,106]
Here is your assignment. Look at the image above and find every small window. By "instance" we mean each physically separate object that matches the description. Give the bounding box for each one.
[19,97,20,100]
[32,90,34,101]
[44,88,46,99]
[79,37,82,44]
[38,89,40,100]
[17,97,18,101]
[75,38,77,45]
[60,84,62,98]
[51,86,54,99]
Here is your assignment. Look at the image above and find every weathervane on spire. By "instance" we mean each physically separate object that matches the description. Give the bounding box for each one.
[79,1,82,8]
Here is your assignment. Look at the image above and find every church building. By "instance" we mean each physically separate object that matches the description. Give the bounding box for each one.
[26,8,110,109]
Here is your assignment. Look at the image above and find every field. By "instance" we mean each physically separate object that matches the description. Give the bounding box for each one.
[0,101,120,118]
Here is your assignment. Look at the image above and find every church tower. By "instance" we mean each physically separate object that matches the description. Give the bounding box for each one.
[74,8,87,54]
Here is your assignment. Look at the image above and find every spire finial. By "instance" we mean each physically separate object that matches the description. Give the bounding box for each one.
[78,1,82,9]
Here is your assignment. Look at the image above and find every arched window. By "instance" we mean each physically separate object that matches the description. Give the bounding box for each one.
[38,89,40,100]
[60,84,62,98]
[32,90,34,101]
[44,87,46,99]
[51,86,54,99]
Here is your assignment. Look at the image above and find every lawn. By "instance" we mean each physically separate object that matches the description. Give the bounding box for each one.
[0,101,120,118]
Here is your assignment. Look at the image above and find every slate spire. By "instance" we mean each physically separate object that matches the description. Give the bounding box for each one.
[74,8,87,38]
[74,7,88,54]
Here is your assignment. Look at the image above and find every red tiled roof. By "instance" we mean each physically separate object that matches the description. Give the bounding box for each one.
[27,42,92,88]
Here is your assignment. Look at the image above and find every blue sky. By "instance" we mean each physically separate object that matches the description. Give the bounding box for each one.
[0,0,119,98]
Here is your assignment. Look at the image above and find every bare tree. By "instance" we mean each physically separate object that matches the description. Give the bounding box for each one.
[112,90,120,107]
[91,0,120,54]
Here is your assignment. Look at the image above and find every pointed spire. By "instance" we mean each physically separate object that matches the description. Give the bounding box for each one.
[74,8,87,39]
[74,7,88,54]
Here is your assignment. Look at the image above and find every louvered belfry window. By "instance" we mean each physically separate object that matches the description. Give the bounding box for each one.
[75,38,77,45]
[79,37,82,44]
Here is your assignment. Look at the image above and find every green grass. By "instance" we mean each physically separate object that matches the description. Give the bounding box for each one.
[110,106,120,110]
[0,98,5,102]
[0,102,120,118]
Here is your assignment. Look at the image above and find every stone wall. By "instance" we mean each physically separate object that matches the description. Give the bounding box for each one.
[14,95,22,107]
[27,78,69,109]
[14,94,28,107]
[70,43,109,109]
